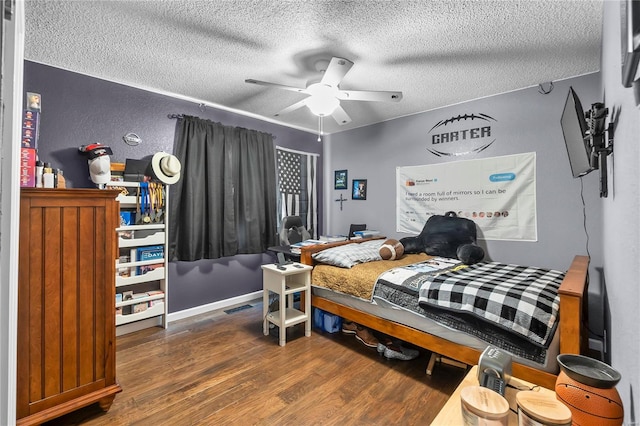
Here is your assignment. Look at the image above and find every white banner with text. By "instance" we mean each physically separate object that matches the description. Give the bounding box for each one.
[396,152,537,241]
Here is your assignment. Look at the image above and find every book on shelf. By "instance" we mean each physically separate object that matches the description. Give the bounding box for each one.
[121,292,162,315]
[136,245,164,275]
[132,302,148,313]
[319,235,348,242]
[290,239,327,254]
[146,290,165,306]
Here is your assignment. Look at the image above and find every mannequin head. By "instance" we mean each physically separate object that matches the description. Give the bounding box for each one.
[88,155,111,186]
[79,143,113,187]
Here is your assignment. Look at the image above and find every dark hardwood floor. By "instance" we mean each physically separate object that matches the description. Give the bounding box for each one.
[44,301,467,425]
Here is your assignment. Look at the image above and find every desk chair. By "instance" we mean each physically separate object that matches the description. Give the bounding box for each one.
[348,224,367,240]
[279,215,311,246]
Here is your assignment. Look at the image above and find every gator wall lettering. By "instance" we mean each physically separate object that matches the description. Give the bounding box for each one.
[427,113,497,156]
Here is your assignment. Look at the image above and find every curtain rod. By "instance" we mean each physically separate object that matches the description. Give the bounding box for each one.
[167,113,276,139]
[276,145,318,157]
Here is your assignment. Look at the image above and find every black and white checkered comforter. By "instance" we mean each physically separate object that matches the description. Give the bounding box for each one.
[417,262,565,348]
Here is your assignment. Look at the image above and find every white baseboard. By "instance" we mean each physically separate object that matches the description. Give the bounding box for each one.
[167,290,262,323]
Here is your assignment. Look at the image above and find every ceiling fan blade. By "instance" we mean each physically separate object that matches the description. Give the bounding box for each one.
[331,105,352,125]
[337,90,403,102]
[274,99,308,117]
[245,79,309,94]
[320,57,354,87]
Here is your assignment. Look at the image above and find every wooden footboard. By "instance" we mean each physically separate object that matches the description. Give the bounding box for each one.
[301,246,589,390]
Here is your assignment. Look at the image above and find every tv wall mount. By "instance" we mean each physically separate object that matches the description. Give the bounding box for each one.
[586,103,614,198]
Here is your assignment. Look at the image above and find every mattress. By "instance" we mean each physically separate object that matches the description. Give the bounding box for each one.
[311,258,560,374]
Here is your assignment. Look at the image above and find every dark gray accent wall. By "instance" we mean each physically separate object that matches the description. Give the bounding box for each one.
[23,60,322,313]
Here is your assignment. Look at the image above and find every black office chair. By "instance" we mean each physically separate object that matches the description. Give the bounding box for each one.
[279,216,311,245]
[348,224,367,239]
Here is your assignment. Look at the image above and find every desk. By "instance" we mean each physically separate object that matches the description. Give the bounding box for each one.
[267,245,300,261]
[431,365,558,425]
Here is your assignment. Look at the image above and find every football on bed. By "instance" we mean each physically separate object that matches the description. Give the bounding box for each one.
[379,239,404,260]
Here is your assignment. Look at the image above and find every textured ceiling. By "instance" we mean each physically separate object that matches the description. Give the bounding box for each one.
[24,0,603,135]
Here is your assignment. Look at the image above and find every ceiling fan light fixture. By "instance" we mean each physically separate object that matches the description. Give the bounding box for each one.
[246,56,399,125]
[305,95,339,116]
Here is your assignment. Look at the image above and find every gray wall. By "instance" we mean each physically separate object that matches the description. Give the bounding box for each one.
[326,74,604,270]
[600,1,640,420]
[23,61,323,313]
[325,20,638,417]
[326,73,605,326]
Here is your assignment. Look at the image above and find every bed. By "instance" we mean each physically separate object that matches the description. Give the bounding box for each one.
[299,238,589,390]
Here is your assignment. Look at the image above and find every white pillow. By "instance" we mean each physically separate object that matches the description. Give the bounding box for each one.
[312,239,384,268]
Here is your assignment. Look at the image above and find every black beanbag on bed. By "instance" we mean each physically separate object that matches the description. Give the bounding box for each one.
[399,211,485,264]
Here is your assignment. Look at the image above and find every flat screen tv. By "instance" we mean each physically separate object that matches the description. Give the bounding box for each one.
[561,87,594,178]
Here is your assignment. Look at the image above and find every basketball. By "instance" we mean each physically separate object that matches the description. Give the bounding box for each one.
[379,239,404,261]
[555,371,624,426]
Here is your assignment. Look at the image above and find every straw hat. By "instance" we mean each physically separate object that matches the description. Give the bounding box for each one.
[151,152,181,184]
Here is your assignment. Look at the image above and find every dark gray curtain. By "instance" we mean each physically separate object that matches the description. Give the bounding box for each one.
[168,115,278,261]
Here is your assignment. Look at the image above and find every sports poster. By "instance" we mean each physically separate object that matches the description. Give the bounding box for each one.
[396,152,537,241]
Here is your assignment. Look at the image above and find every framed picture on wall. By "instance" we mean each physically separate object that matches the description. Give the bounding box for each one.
[352,179,367,200]
[334,169,348,190]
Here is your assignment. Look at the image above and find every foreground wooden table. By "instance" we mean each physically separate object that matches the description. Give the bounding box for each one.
[431,365,557,425]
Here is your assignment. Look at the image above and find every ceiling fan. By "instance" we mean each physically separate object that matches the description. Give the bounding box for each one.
[245,57,403,126]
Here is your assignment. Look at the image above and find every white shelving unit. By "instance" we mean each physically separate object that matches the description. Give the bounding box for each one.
[109,181,169,336]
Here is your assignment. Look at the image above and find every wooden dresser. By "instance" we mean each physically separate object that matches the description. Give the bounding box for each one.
[16,189,122,425]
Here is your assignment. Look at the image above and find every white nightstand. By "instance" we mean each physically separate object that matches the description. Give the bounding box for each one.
[261,262,313,346]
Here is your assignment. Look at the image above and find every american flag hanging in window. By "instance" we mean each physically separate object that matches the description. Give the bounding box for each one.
[276,147,319,238]
[277,150,301,195]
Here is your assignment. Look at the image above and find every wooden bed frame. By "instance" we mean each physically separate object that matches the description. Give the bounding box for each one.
[300,240,589,390]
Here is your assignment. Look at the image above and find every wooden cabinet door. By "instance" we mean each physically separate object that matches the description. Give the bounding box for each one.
[17,189,122,425]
